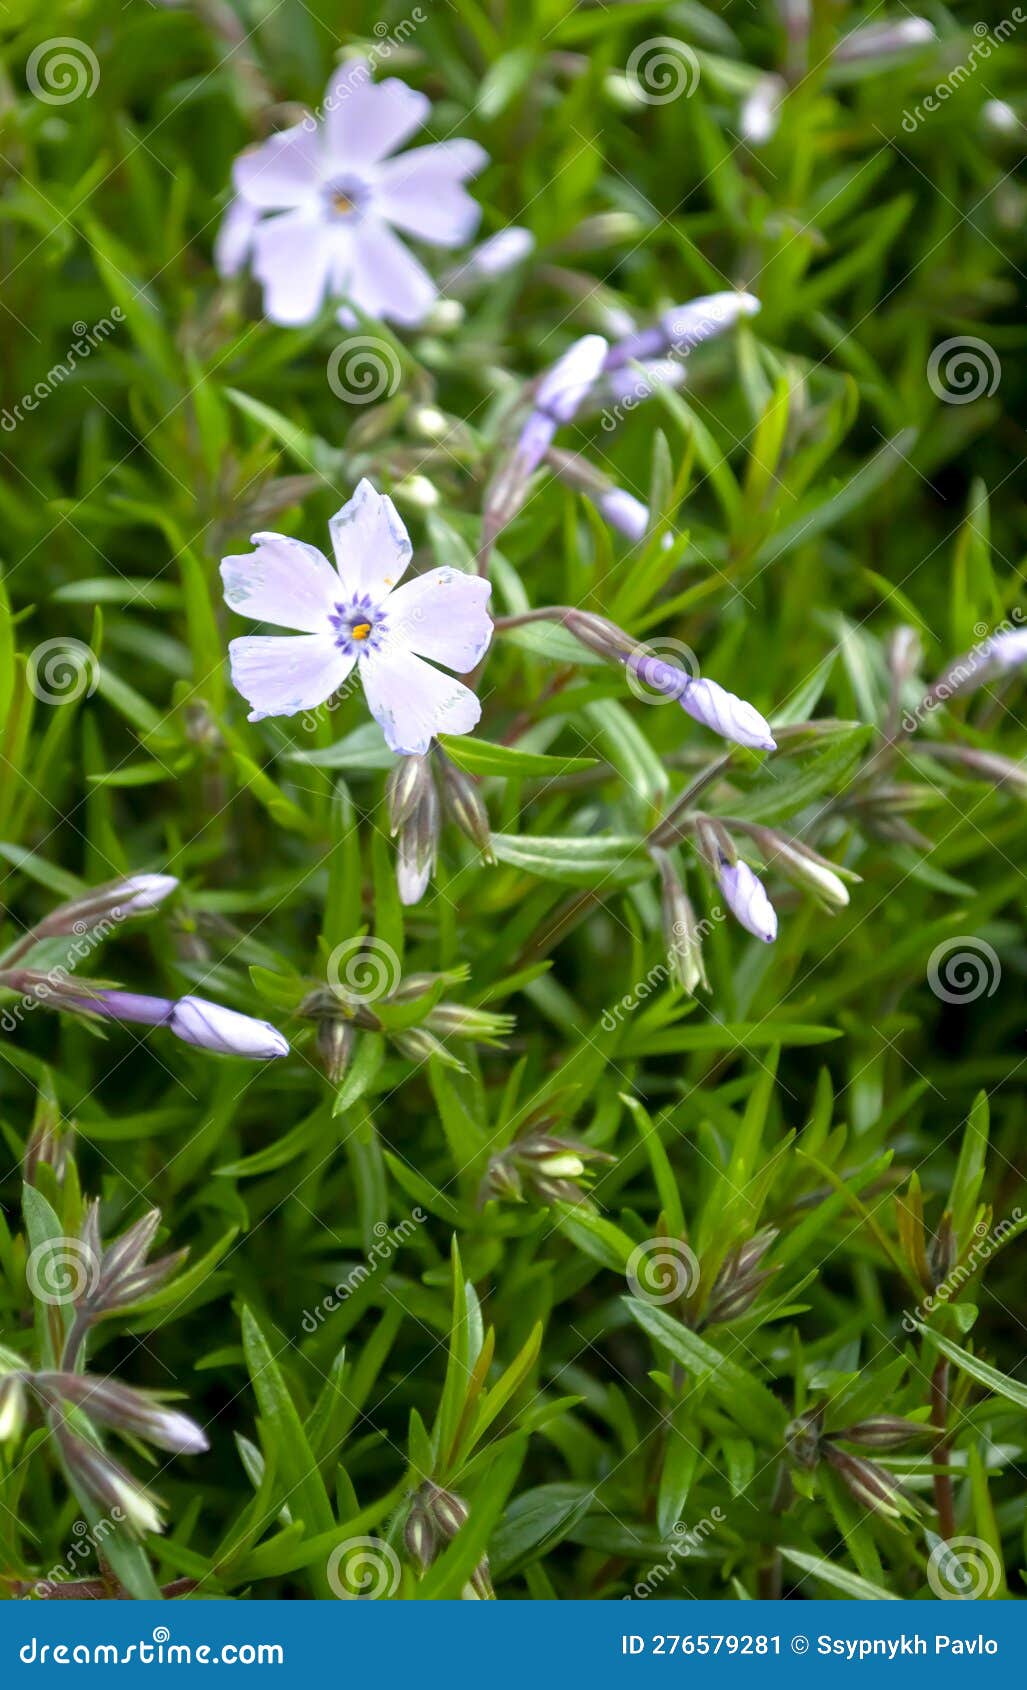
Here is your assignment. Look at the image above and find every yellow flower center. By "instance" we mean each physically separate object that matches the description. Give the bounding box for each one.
[351,621,372,641]
[332,192,354,215]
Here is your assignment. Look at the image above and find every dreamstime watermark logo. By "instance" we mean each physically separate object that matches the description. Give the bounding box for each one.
[927,1534,1003,1599]
[900,608,1026,732]
[627,1237,700,1305]
[0,910,131,1038]
[28,1509,125,1600]
[623,638,699,705]
[901,13,1025,133]
[327,336,402,404]
[326,1535,401,1599]
[301,1209,425,1333]
[927,336,1001,404]
[626,38,700,104]
[601,910,723,1031]
[623,1509,726,1598]
[1,311,124,433]
[327,936,401,1004]
[901,1210,1022,1332]
[26,38,99,104]
[27,638,99,705]
[25,1237,100,1306]
[927,935,1000,1003]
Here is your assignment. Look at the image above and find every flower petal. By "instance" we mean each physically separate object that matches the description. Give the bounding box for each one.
[341,218,437,326]
[232,122,322,210]
[214,196,261,278]
[251,210,337,326]
[323,65,430,169]
[374,141,487,246]
[328,478,412,600]
[386,568,493,672]
[360,643,481,756]
[221,534,340,632]
[535,334,609,421]
[228,634,354,721]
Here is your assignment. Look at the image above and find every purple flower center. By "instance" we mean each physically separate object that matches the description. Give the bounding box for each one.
[323,175,370,222]
[329,594,387,656]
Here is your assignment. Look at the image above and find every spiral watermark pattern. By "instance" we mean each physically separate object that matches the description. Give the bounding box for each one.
[26,1237,100,1306]
[28,638,99,705]
[926,336,1001,404]
[26,38,99,105]
[927,936,1000,1004]
[152,1627,171,1645]
[626,37,700,104]
[627,1236,700,1305]
[623,638,699,706]
[927,1534,1003,1599]
[326,1535,401,1599]
[327,936,401,1005]
[327,336,402,405]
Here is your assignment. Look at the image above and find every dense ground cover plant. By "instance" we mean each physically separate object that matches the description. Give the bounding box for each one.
[0,0,1025,1602]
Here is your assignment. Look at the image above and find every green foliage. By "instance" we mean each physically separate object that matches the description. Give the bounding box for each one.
[0,0,1025,1603]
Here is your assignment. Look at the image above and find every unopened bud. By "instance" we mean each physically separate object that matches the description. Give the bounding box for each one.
[393,474,439,511]
[386,755,434,835]
[750,830,851,910]
[424,1003,513,1043]
[427,1485,470,1540]
[396,777,440,907]
[655,849,708,995]
[0,1373,26,1444]
[822,1445,908,1519]
[317,1017,355,1084]
[392,1027,466,1071]
[834,1416,930,1450]
[440,758,494,860]
[562,608,633,663]
[405,1503,436,1568]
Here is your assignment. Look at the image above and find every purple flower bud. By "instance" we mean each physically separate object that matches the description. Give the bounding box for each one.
[112,874,180,914]
[601,358,685,408]
[598,488,651,544]
[678,677,776,751]
[605,293,759,369]
[660,292,761,354]
[834,18,934,64]
[716,859,777,943]
[170,997,289,1058]
[513,410,557,479]
[458,226,534,282]
[81,990,175,1026]
[34,1374,208,1455]
[624,659,775,750]
[986,628,1027,671]
[534,334,608,424]
[78,989,288,1058]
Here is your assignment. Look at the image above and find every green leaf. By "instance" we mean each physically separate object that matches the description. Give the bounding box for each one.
[625,1298,788,1438]
[916,1324,1027,1411]
[782,1547,899,1600]
[438,734,598,779]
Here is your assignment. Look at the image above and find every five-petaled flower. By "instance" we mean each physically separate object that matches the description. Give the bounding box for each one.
[216,61,487,327]
[221,480,493,758]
